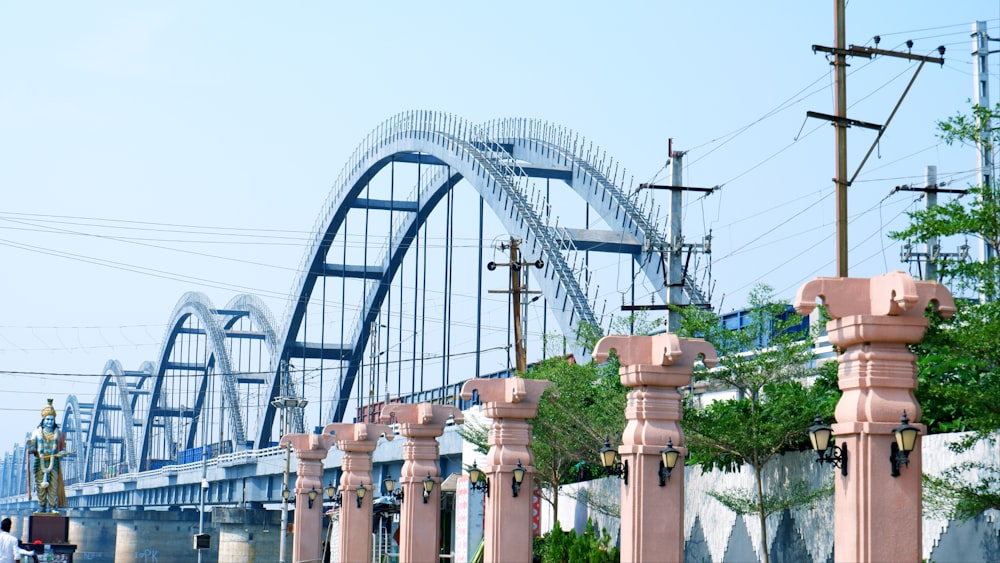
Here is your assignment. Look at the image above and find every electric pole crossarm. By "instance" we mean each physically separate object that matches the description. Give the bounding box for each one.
[812,44,945,65]
[894,186,968,195]
[637,183,717,193]
[806,111,882,131]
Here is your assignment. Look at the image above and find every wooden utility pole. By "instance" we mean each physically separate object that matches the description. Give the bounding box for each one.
[487,239,543,373]
[833,0,848,277]
[809,0,944,277]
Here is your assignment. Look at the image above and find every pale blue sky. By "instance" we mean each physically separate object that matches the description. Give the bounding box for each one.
[1,2,997,437]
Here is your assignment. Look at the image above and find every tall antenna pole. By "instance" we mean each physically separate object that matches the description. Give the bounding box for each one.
[834,0,849,277]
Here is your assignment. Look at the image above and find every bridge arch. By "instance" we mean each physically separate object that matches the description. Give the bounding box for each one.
[275,111,685,427]
[140,292,243,470]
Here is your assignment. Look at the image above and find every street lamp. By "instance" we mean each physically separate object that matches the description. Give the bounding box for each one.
[807,415,848,476]
[890,411,920,477]
[659,438,681,486]
[355,482,366,509]
[422,473,435,503]
[271,384,308,563]
[384,474,403,503]
[467,462,490,497]
[511,460,526,498]
[326,482,337,506]
[599,438,628,485]
[308,487,318,509]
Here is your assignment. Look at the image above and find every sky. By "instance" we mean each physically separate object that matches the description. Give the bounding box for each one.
[1,1,998,442]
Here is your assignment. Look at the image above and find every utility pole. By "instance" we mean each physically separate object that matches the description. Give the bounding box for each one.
[271,361,308,563]
[833,0,848,278]
[895,165,969,280]
[487,239,543,373]
[809,0,944,277]
[633,140,715,331]
[973,20,998,289]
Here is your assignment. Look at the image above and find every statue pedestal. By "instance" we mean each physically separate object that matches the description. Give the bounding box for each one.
[29,514,77,562]
[29,513,68,543]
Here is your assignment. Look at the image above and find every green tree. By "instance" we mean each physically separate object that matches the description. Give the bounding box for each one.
[675,284,838,563]
[524,354,626,528]
[890,102,1000,518]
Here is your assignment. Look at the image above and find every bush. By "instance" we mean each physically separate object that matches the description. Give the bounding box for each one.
[533,519,619,563]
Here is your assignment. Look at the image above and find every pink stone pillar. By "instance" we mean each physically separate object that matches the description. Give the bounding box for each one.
[379,403,465,563]
[279,431,337,563]
[594,333,718,563]
[323,422,394,563]
[795,271,955,563]
[460,376,551,563]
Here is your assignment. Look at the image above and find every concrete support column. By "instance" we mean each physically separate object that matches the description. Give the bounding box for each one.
[66,509,115,562]
[795,271,955,563]
[323,422,393,563]
[593,333,718,563]
[460,376,551,563]
[113,508,205,563]
[380,403,464,563]
[213,506,279,563]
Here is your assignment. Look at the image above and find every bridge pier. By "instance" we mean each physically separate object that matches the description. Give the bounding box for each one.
[66,509,115,562]
[113,507,209,563]
[213,506,283,562]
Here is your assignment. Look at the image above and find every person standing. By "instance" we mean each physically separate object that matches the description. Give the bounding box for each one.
[26,399,68,513]
[0,518,36,563]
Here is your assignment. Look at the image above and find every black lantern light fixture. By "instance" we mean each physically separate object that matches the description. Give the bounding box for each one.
[355,482,366,509]
[383,473,403,503]
[511,459,527,497]
[307,486,318,509]
[658,438,681,486]
[598,438,628,485]
[325,482,339,508]
[422,473,435,503]
[281,487,291,502]
[808,415,848,476]
[467,461,490,497]
[890,411,920,477]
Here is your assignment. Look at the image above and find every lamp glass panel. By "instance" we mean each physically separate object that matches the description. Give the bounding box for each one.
[900,427,919,452]
[599,448,617,468]
[384,477,396,493]
[663,449,680,469]
[356,485,366,500]
[423,477,435,493]
[469,466,482,484]
[809,426,832,452]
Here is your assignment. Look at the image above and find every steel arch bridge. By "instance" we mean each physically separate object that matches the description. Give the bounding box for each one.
[1,111,711,495]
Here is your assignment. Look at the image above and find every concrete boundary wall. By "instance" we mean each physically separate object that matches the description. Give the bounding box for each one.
[541,431,1000,562]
